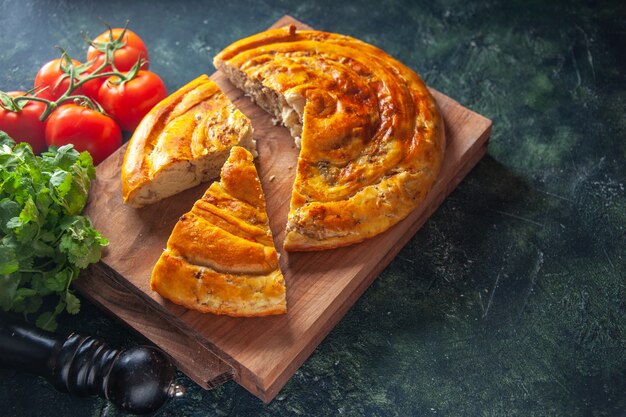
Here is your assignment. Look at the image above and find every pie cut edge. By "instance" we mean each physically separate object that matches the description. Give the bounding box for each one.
[121,74,255,208]
[213,26,446,251]
[150,146,287,317]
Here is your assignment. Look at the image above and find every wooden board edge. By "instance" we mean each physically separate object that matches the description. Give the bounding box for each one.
[76,263,274,399]
[259,126,492,401]
[78,13,495,403]
[75,264,233,389]
[431,88,493,128]
[272,15,305,29]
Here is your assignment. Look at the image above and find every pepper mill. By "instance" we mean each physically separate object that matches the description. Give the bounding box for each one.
[0,317,185,414]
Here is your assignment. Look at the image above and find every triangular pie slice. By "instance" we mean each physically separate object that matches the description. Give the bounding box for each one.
[121,74,255,208]
[150,146,286,316]
[214,26,445,251]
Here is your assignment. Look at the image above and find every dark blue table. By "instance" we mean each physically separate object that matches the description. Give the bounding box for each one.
[0,0,624,416]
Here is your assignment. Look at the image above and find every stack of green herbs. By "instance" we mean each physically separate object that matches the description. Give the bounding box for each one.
[0,131,107,330]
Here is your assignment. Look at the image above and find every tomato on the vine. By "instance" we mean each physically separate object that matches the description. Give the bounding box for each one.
[97,70,167,131]
[45,104,122,165]
[0,92,48,154]
[87,28,149,73]
[34,58,83,101]
[81,64,107,101]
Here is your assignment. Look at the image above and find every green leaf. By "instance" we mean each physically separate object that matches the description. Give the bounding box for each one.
[15,287,37,297]
[0,246,18,274]
[36,311,58,332]
[44,144,80,171]
[50,170,72,198]
[43,268,72,292]
[31,240,56,259]
[18,197,39,224]
[35,187,53,213]
[0,141,36,171]
[59,223,106,269]
[0,199,21,234]
[12,142,36,165]
[1,173,30,205]
[0,131,15,148]
[10,197,40,243]
[0,134,31,169]
[12,287,43,314]
[0,152,19,169]
[63,177,89,215]
[76,151,96,180]
[38,230,56,243]
[65,291,80,314]
[0,273,19,310]
[30,270,55,297]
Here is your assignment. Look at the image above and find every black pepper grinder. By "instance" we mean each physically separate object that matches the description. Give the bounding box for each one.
[0,316,185,414]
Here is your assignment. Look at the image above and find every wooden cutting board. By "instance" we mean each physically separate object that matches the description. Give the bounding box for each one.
[76,15,492,403]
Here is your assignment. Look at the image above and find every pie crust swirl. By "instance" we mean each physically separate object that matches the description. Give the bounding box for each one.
[150,146,286,317]
[121,75,255,208]
[214,26,445,251]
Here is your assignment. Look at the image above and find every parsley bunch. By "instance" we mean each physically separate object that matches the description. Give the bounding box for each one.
[0,131,108,331]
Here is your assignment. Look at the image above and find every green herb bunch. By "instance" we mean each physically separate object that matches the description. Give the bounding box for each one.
[0,131,107,330]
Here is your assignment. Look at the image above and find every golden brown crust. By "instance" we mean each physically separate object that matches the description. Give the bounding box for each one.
[151,252,286,317]
[214,27,445,251]
[121,75,255,208]
[150,146,286,317]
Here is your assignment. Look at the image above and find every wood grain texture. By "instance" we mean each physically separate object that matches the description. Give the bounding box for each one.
[78,15,492,403]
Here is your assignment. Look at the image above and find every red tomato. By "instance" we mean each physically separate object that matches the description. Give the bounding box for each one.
[97,70,167,131]
[87,28,149,73]
[34,58,83,101]
[81,64,106,101]
[45,104,122,165]
[0,92,47,154]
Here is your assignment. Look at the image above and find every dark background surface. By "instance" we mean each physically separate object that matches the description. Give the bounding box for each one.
[1,0,625,416]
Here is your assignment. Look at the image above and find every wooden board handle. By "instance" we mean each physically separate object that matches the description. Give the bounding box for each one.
[75,264,234,390]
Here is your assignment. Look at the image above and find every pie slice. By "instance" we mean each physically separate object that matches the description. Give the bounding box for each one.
[214,26,445,251]
[150,146,286,317]
[121,74,255,208]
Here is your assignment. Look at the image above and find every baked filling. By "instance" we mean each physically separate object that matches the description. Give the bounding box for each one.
[121,74,255,208]
[150,146,286,317]
[214,26,445,251]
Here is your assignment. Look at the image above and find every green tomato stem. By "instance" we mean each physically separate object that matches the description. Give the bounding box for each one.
[1,22,141,122]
